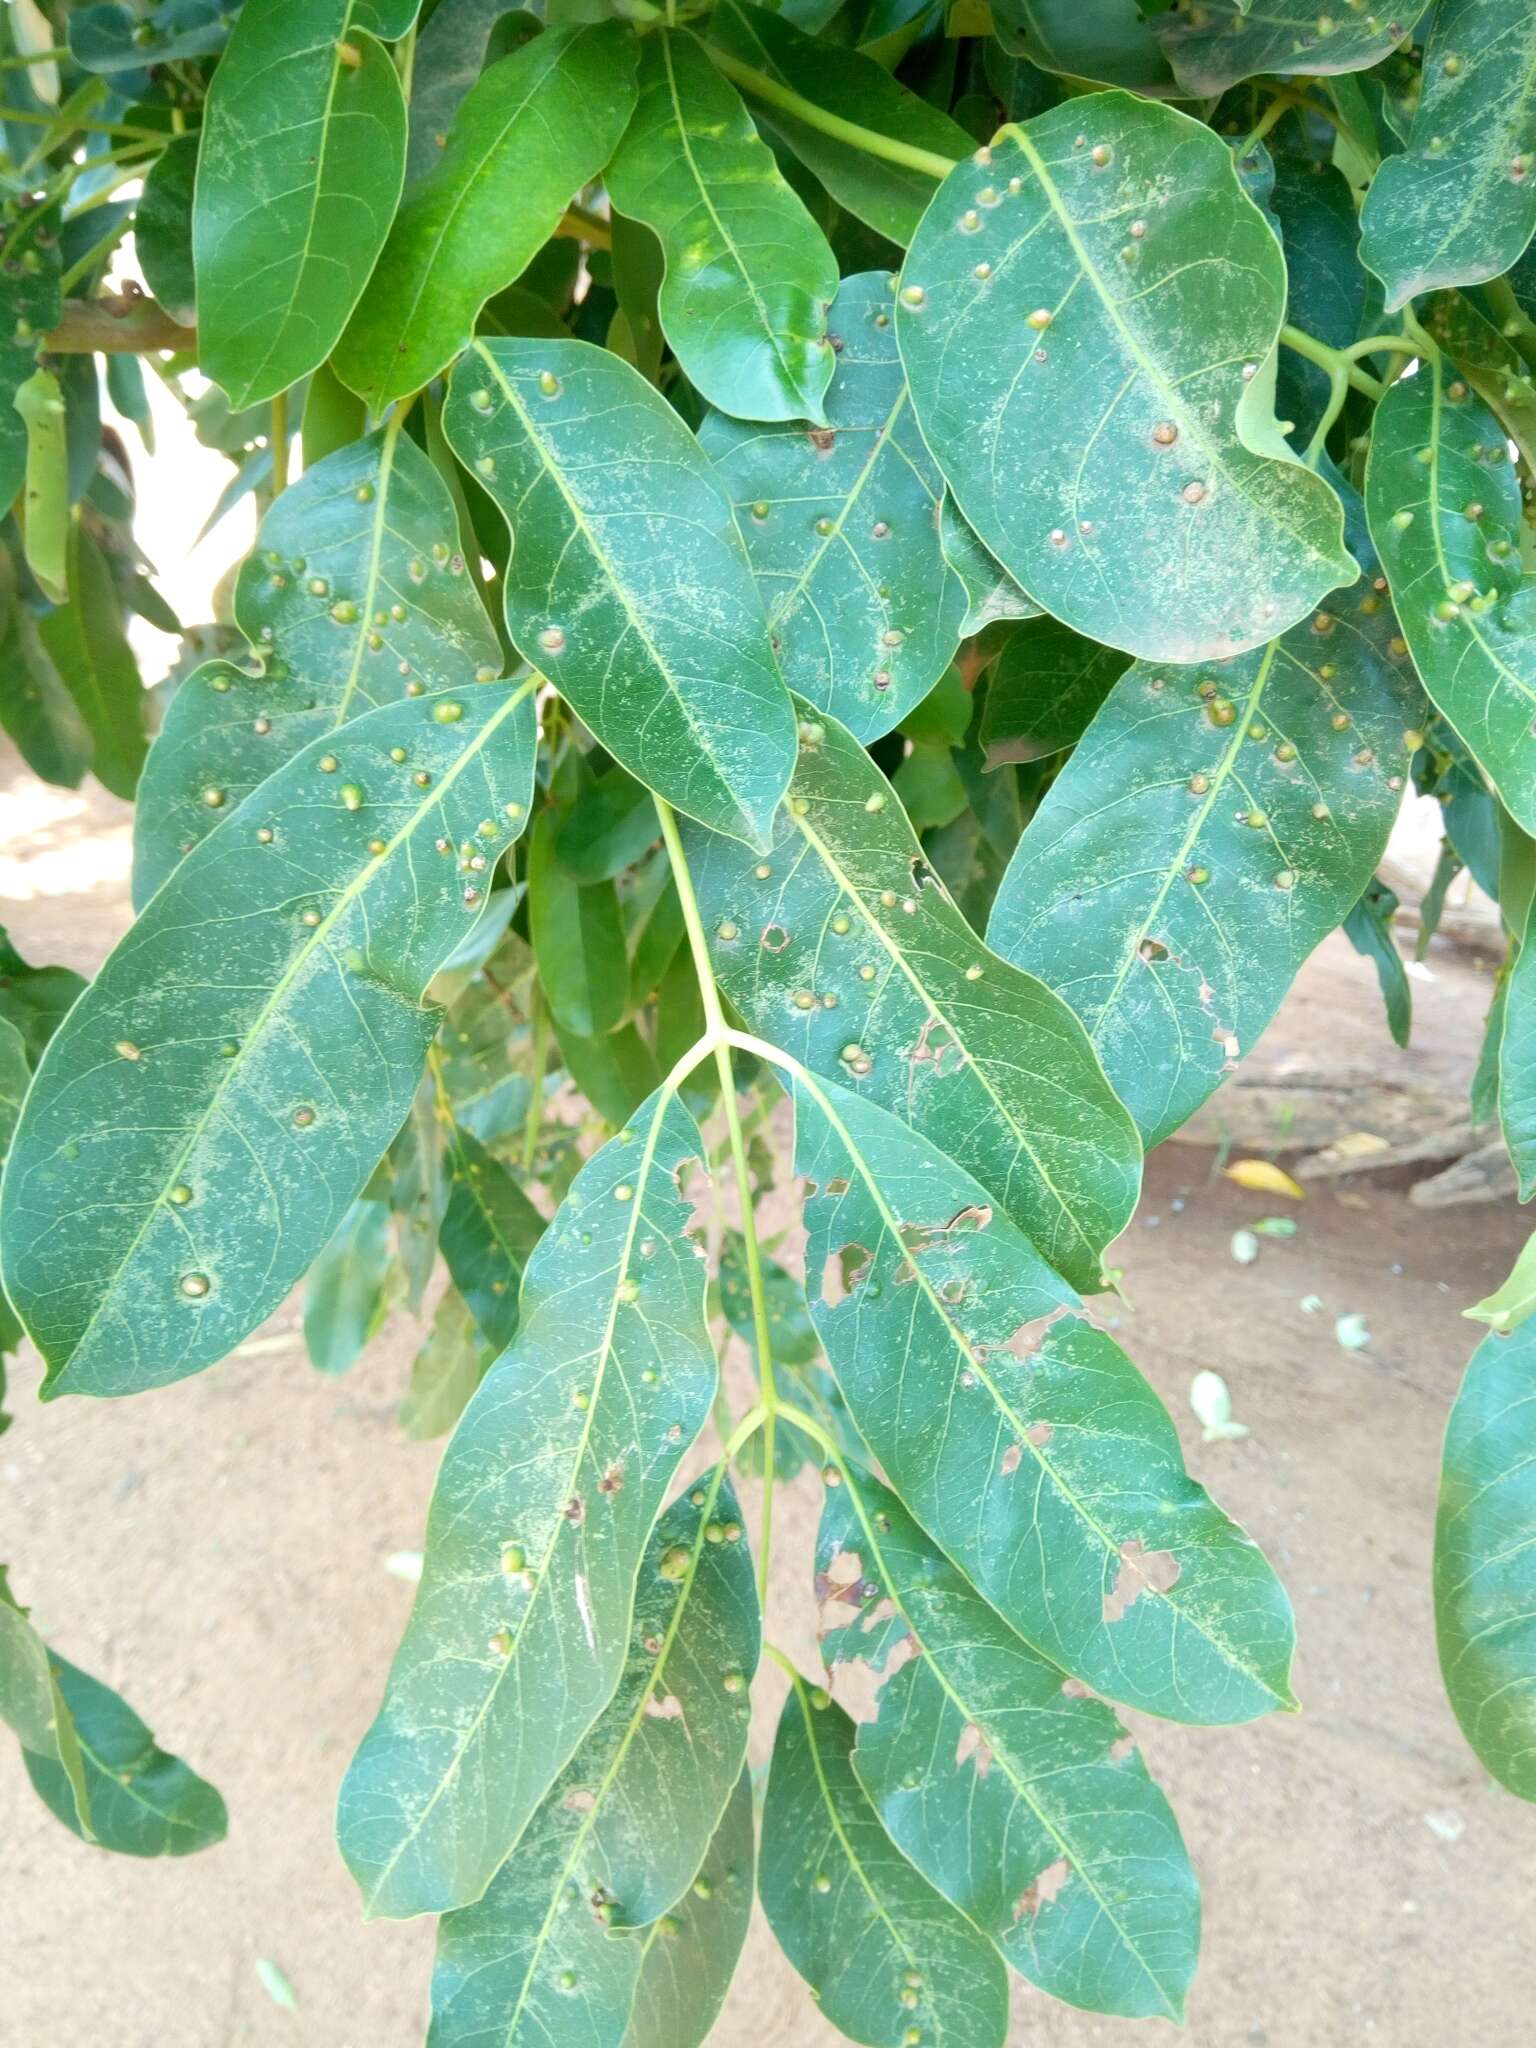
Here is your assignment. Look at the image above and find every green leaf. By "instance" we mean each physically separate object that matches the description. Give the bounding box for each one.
[529,808,629,1040]
[303,1195,397,1375]
[760,1671,1010,2048]
[979,616,1128,767]
[557,768,660,884]
[992,0,1176,92]
[0,557,89,787]
[606,29,839,425]
[15,369,68,604]
[37,523,146,800]
[795,1078,1297,1723]
[1435,1318,1536,1799]
[68,1,229,73]
[1270,155,1367,448]
[0,930,84,1065]
[0,1014,26,1159]
[1343,877,1411,1050]
[0,1569,92,1839]
[444,337,797,848]
[701,272,966,741]
[937,494,1040,636]
[1157,1,1429,97]
[428,1474,757,2044]
[439,1118,545,1352]
[404,0,528,190]
[133,131,198,323]
[1466,1232,1536,1336]
[818,1463,1198,2019]
[1360,0,1536,311]
[0,206,62,517]
[988,489,1421,1145]
[719,1227,818,1366]
[132,423,501,906]
[21,1651,227,1857]
[1,683,537,1400]
[707,1,970,246]
[1500,923,1536,1198]
[1366,357,1536,836]
[337,1087,717,1919]
[333,24,638,409]
[684,704,1141,1292]
[623,1765,755,2048]
[400,1287,490,1440]
[193,1,407,407]
[897,94,1356,662]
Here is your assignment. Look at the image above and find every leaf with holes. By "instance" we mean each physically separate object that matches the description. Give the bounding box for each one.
[133,425,501,905]
[337,1086,716,1919]
[606,29,839,425]
[760,1671,1010,2048]
[897,93,1356,662]
[193,0,407,407]
[1157,1,1431,98]
[701,272,966,742]
[0,684,536,1401]
[1360,0,1536,311]
[795,1078,1297,1723]
[623,1765,755,2048]
[818,1462,1198,2019]
[683,703,1140,1292]
[1435,1317,1536,1799]
[429,1473,757,2044]
[444,337,797,848]
[334,23,637,409]
[1366,356,1536,836]
[989,482,1421,1144]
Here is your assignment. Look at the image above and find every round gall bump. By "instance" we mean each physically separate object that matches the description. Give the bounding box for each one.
[1026,307,1052,331]
[900,283,925,307]
[202,786,225,808]
[179,1272,210,1299]
[538,626,566,654]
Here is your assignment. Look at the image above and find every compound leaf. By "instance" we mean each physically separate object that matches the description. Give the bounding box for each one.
[623,1765,755,2048]
[988,483,1420,1145]
[337,1087,717,1920]
[606,29,839,425]
[132,423,501,906]
[1366,357,1536,835]
[760,1671,1010,2048]
[818,1463,1198,2020]
[795,1079,1297,1724]
[444,337,797,848]
[684,703,1141,1293]
[1435,1318,1536,1800]
[334,23,638,409]
[1,684,536,1400]
[194,0,406,407]
[701,272,967,742]
[428,1474,757,2044]
[1158,1,1430,98]
[1360,0,1536,311]
[897,93,1356,662]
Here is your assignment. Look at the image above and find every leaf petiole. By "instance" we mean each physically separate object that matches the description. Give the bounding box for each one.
[704,44,960,182]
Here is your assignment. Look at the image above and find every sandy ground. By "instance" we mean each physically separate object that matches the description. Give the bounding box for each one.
[3,757,1533,2048]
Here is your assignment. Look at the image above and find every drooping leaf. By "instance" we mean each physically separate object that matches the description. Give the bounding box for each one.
[193,0,407,407]
[988,488,1421,1144]
[818,1463,1198,2019]
[443,337,797,847]
[1157,1,1430,98]
[303,1195,398,1375]
[1366,358,1536,836]
[428,1474,757,2044]
[0,206,62,518]
[795,1078,1297,1723]
[1435,1318,1536,1799]
[132,130,198,323]
[2,684,537,1401]
[979,616,1128,767]
[897,93,1356,662]
[37,523,146,800]
[334,24,638,409]
[15,369,68,604]
[760,1671,1010,2048]
[701,272,966,741]
[606,29,839,425]
[623,1765,755,2048]
[1344,877,1412,1049]
[991,0,1176,92]
[21,1651,227,1858]
[528,807,629,1040]
[937,494,1040,636]
[0,1568,92,1839]
[132,423,501,905]
[338,1087,717,1919]
[439,1118,545,1352]
[1359,0,1536,311]
[0,559,89,787]
[684,703,1140,1292]
[707,1,969,245]
[1499,922,1536,1198]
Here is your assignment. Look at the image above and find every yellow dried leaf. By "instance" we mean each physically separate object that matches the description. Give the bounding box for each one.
[1224,1159,1305,1200]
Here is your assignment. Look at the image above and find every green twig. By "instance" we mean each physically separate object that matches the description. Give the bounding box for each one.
[1280,322,1385,400]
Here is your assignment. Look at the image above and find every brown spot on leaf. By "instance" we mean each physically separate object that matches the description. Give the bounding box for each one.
[1061,1676,1092,1700]
[863,1596,897,1631]
[955,1722,994,1778]
[644,1692,684,1721]
[808,427,836,453]
[1102,1538,1182,1624]
[1014,1858,1070,1919]
[826,1176,850,1195]
[564,1495,585,1524]
[1001,1303,1074,1360]
[821,1243,872,1307]
[1001,1442,1022,1475]
[1027,1421,1053,1448]
[564,1788,596,1813]
[598,1462,624,1496]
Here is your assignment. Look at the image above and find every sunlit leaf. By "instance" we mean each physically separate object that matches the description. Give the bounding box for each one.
[1158,1,1430,98]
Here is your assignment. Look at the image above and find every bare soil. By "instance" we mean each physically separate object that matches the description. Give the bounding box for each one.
[3,755,1532,2048]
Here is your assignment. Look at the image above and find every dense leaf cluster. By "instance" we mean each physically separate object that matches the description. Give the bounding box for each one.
[1,0,1534,2040]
